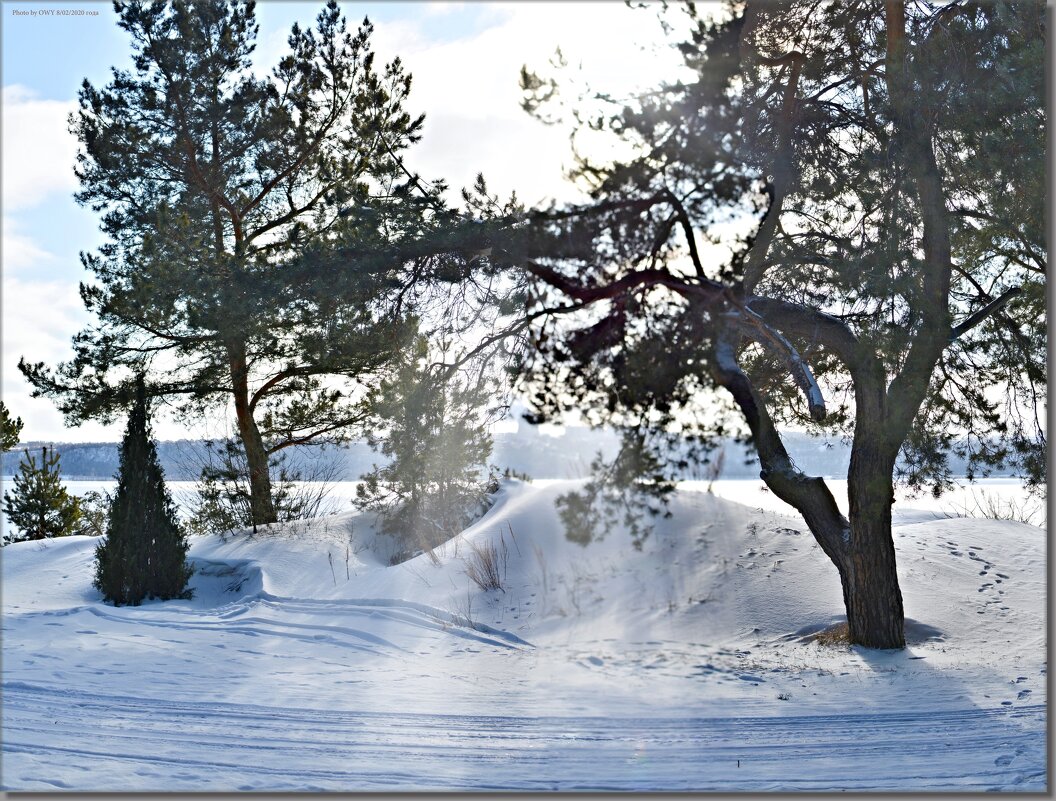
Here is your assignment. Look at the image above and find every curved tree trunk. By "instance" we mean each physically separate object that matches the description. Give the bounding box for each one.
[777,435,907,649]
[710,331,907,649]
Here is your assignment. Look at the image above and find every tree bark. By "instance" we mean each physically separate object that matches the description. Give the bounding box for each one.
[844,433,905,648]
[841,510,906,649]
[227,339,277,526]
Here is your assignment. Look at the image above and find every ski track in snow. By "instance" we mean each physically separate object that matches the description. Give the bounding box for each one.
[20,594,532,652]
[3,681,1044,792]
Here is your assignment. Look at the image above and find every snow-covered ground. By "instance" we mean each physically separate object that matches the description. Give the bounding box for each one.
[1,479,1046,791]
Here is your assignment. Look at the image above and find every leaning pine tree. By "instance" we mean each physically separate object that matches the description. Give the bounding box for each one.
[95,379,192,605]
[498,1,1045,648]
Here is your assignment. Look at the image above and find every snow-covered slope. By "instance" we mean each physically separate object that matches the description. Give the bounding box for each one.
[1,480,1045,791]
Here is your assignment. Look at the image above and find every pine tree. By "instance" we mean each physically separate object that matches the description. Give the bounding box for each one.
[357,336,498,559]
[20,0,448,527]
[508,1,1044,647]
[0,401,23,452]
[94,378,191,605]
[2,446,82,543]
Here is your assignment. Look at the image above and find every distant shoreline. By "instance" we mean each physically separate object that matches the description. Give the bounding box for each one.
[1,432,1026,484]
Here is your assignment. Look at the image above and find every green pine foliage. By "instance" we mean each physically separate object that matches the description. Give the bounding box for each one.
[76,490,111,538]
[2,446,82,543]
[94,381,192,606]
[19,0,453,527]
[515,1,1044,490]
[0,401,24,452]
[357,336,498,561]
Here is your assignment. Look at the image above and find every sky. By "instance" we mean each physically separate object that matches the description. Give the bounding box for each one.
[1,0,690,443]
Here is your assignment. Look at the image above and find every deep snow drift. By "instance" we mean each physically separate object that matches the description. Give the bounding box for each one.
[1,479,1045,791]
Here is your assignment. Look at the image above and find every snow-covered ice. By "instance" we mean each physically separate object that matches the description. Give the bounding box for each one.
[1,479,1045,791]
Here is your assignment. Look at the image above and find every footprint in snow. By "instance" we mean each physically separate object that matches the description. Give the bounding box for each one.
[586,655,604,666]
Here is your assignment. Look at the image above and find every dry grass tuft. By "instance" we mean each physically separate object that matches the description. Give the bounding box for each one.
[805,622,851,646]
[464,533,508,591]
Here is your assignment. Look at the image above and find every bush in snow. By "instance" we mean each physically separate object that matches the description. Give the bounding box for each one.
[187,439,340,537]
[94,378,192,605]
[464,534,508,592]
[76,490,111,538]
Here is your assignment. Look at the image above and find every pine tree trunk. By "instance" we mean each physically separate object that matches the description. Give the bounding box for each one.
[839,524,905,649]
[842,441,905,649]
[227,340,277,526]
[240,421,277,527]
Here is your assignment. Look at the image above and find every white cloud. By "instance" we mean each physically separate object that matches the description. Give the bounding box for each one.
[368,3,689,206]
[2,277,86,368]
[423,2,467,16]
[0,275,119,442]
[252,4,689,206]
[2,85,79,212]
[2,216,55,273]
[2,83,80,343]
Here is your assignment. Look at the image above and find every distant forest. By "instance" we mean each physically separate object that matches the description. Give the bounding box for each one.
[2,429,1011,482]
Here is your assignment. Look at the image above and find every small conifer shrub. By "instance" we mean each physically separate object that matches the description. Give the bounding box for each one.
[94,378,192,605]
[356,336,498,561]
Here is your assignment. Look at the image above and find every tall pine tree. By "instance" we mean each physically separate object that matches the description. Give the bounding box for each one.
[20,0,448,526]
[3,446,82,543]
[95,378,191,605]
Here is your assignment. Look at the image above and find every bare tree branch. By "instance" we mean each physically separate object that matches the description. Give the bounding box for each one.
[949,286,1023,342]
[724,292,825,421]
